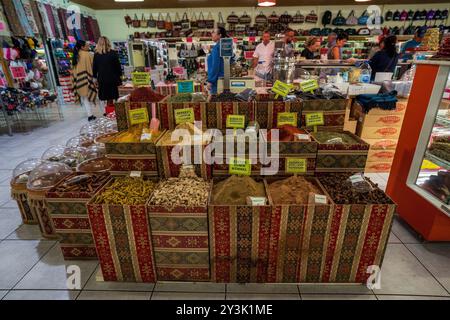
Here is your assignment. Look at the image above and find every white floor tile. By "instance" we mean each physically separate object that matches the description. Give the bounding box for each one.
[301,294,377,300]
[4,290,79,300]
[155,281,224,293]
[227,293,300,300]
[227,283,299,294]
[77,290,151,300]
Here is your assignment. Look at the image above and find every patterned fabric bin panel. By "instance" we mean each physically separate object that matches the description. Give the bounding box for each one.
[254,96,302,129]
[301,110,346,131]
[158,98,208,130]
[209,205,272,283]
[11,186,36,224]
[301,99,349,111]
[148,206,210,282]
[28,192,57,239]
[115,101,164,132]
[87,203,157,283]
[206,101,255,129]
[107,157,159,176]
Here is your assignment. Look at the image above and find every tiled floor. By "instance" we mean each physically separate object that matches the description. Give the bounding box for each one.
[0,106,449,300]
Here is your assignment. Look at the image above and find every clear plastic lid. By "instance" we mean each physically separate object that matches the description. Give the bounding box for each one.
[76,157,113,173]
[103,121,118,133]
[12,158,46,184]
[27,162,73,191]
[42,145,87,168]
[66,135,94,148]
[42,145,66,162]
[85,144,106,160]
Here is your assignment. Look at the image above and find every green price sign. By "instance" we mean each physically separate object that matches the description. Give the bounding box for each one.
[305,112,324,127]
[286,158,307,174]
[272,80,292,97]
[176,80,194,94]
[277,112,298,127]
[132,72,150,87]
[175,108,195,124]
[128,108,149,125]
[300,79,319,93]
[229,157,251,176]
[226,115,245,129]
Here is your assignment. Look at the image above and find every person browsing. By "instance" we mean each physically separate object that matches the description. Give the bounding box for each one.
[369,35,399,81]
[401,28,425,60]
[207,27,227,94]
[327,33,348,60]
[301,37,321,60]
[252,30,275,80]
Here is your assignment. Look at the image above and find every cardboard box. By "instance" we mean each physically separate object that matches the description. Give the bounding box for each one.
[208,179,272,283]
[353,99,408,117]
[87,178,157,282]
[158,96,208,130]
[358,114,405,128]
[254,94,302,129]
[105,130,165,176]
[46,173,110,260]
[363,138,399,150]
[366,149,397,163]
[359,126,401,139]
[311,131,370,173]
[147,201,210,282]
[365,161,394,173]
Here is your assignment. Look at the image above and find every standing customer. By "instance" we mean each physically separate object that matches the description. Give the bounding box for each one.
[327,33,348,60]
[369,35,399,81]
[93,36,123,111]
[72,40,97,121]
[252,30,275,80]
[301,37,321,59]
[207,27,227,94]
[283,28,296,58]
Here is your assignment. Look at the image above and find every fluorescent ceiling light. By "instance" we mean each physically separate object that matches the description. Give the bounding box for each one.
[114,0,144,2]
[258,1,276,6]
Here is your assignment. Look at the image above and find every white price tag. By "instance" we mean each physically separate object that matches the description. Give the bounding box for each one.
[295,134,311,141]
[314,194,328,205]
[130,171,142,178]
[247,197,267,206]
[349,174,365,184]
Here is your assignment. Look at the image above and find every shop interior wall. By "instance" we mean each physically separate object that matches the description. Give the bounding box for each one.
[95,3,450,41]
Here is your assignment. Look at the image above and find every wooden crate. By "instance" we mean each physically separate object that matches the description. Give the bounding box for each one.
[254,94,302,129]
[158,96,208,130]
[11,182,36,225]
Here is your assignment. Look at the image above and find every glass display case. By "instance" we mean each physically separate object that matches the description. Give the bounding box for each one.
[406,62,450,217]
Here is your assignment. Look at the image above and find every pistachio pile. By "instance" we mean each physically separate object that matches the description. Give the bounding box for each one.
[92,177,156,205]
[149,167,210,209]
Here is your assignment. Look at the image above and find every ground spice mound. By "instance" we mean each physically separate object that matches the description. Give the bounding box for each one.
[129,87,165,102]
[212,176,265,205]
[269,176,321,204]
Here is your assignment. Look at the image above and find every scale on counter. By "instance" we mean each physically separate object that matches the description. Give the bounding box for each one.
[217,77,256,93]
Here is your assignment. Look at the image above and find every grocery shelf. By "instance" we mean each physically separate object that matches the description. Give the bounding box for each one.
[425,151,450,171]
[435,115,450,127]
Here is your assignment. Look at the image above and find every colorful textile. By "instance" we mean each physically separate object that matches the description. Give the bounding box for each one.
[2,0,26,36]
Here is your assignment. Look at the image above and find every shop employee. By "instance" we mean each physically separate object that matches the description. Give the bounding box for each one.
[252,31,275,80]
[301,37,321,60]
[401,28,425,60]
[207,27,228,94]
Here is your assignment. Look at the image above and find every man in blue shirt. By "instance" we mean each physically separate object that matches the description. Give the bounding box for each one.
[401,28,426,60]
[207,27,227,94]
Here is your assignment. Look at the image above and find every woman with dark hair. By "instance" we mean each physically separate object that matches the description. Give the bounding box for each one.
[207,26,228,94]
[72,40,97,121]
[369,35,399,81]
[93,36,123,111]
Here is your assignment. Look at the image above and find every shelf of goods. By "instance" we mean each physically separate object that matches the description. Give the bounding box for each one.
[50,40,75,104]
[387,60,450,241]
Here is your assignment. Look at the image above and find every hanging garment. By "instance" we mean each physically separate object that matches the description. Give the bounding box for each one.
[81,15,89,41]
[57,8,69,39]
[92,19,101,41]
[64,8,75,38]
[85,16,95,42]
[20,0,39,35]
[51,5,63,39]
[12,0,34,36]
[0,6,12,37]
[44,4,57,38]
[30,0,46,37]
[72,51,97,102]
[2,0,26,36]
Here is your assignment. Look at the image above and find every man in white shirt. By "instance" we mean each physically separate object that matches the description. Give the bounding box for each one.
[252,31,275,80]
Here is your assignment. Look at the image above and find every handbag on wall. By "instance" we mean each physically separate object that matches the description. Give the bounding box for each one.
[157,13,165,29]
[239,11,252,24]
[305,11,318,24]
[358,10,369,25]
[268,11,279,24]
[227,12,239,24]
[197,12,206,29]
[165,13,173,31]
[148,13,156,28]
[132,14,140,28]
[255,11,268,25]
[125,14,132,27]
[292,11,305,24]
[393,10,401,21]
[346,10,358,26]
[205,12,215,29]
[217,12,226,28]
[190,13,198,29]
[279,11,292,24]
[332,10,346,26]
[140,14,147,28]
[385,10,393,22]
[173,13,182,30]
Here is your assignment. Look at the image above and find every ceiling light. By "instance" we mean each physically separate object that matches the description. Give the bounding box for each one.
[258,0,276,6]
[114,0,144,2]
[354,0,371,2]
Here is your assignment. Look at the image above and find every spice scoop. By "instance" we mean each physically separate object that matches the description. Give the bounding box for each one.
[149,102,160,134]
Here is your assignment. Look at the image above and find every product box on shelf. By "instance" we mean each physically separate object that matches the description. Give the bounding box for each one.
[363,138,399,150]
[310,131,370,173]
[365,161,394,173]
[366,149,397,163]
[104,129,166,176]
[86,177,157,283]
[147,201,210,282]
[158,95,208,130]
[205,98,255,129]
[254,94,302,129]
[115,100,164,132]
[259,130,317,176]
[358,126,401,139]
[46,173,110,260]
[352,99,408,117]
[156,130,212,179]
[265,177,334,283]
[10,182,36,225]
[208,178,272,283]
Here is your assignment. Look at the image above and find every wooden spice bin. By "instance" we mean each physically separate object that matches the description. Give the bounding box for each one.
[254,94,302,129]
[28,188,59,239]
[158,95,208,130]
[10,180,36,225]
[115,100,164,132]
[205,98,255,129]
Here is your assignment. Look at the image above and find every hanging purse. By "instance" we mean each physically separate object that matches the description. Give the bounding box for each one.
[279,11,293,24]
[197,12,206,29]
[358,10,369,25]
[173,13,182,30]
[357,28,370,35]
[140,14,147,28]
[217,12,226,28]
[164,13,173,31]
[148,13,156,28]
[309,28,321,36]
[191,13,198,29]
[321,28,332,36]
[385,10,393,22]
[407,10,414,21]
[426,10,436,21]
[227,12,239,24]
[157,13,165,30]
[332,10,346,26]
[255,11,268,25]
[400,10,408,22]
[292,11,305,24]
[180,12,190,30]
[239,12,252,25]
[345,28,357,36]
[420,10,428,21]
[125,14,132,27]
[205,12,215,29]
[346,10,358,26]
[393,10,401,21]
[132,14,140,28]
[268,11,279,24]
[305,11,318,24]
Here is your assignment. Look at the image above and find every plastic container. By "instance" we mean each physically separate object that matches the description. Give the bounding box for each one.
[359,62,372,84]
[66,135,94,148]
[27,162,73,191]
[85,144,106,160]
[11,158,46,185]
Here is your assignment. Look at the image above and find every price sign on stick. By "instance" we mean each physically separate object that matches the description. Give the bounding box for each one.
[226,115,245,129]
[175,108,195,124]
[176,80,194,93]
[277,112,298,127]
[272,80,292,98]
[229,157,251,176]
[286,158,307,174]
[128,108,149,125]
[300,79,319,93]
[305,112,324,132]
[132,72,150,87]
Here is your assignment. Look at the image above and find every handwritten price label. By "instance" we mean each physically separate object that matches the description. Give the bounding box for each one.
[175,108,195,124]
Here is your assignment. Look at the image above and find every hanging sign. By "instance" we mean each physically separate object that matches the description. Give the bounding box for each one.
[229,157,251,176]
[132,72,150,87]
[286,158,307,174]
[175,108,195,124]
[226,115,245,129]
[277,112,298,127]
[128,108,149,125]
[10,66,27,79]
[305,112,325,127]
[176,80,194,93]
